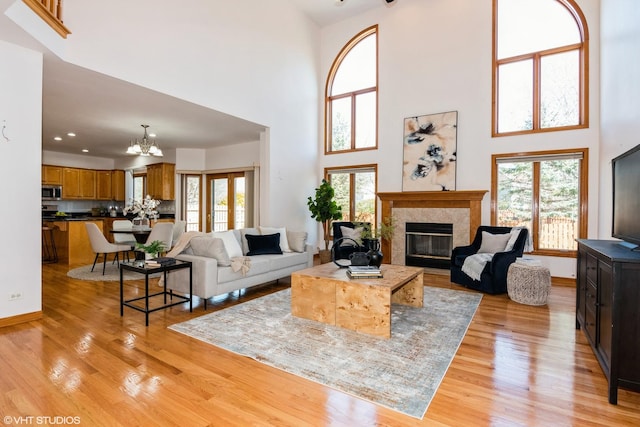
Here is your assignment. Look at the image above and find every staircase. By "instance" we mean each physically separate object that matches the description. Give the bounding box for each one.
[22,0,70,38]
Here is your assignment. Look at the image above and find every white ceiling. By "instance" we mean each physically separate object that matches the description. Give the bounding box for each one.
[2,0,390,160]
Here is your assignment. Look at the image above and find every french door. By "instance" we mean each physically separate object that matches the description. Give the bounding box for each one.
[206,172,246,232]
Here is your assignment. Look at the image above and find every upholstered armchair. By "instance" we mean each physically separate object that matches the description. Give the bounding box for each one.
[450,225,529,294]
[332,221,371,260]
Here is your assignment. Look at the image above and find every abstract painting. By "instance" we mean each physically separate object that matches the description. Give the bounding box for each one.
[402,111,457,191]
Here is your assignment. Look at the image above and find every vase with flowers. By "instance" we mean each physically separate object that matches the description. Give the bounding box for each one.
[123,195,161,229]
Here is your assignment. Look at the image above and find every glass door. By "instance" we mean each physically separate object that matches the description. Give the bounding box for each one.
[206,172,245,232]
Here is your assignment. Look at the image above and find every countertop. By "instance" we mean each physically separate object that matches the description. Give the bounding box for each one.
[42,214,175,221]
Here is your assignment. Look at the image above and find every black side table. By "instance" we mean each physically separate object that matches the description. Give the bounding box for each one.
[120,259,193,326]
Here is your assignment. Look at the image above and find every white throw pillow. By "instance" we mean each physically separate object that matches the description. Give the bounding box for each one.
[189,236,231,266]
[259,226,291,252]
[212,230,243,258]
[286,230,308,253]
[340,226,364,246]
[478,231,511,254]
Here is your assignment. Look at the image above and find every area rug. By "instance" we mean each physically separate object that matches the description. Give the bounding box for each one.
[169,286,482,419]
[67,263,160,282]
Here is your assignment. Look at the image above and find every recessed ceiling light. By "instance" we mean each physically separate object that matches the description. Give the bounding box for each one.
[67,132,76,137]
[54,136,62,141]
[149,133,156,138]
[82,149,89,153]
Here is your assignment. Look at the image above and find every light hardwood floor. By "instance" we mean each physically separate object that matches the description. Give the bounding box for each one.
[1,263,639,426]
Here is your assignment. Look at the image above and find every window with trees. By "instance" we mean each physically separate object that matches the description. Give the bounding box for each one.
[206,172,247,232]
[326,26,377,153]
[493,0,588,136]
[133,174,146,202]
[491,149,588,255]
[326,165,377,226]
[182,174,201,231]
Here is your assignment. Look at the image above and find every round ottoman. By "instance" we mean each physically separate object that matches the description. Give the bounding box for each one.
[507,263,551,305]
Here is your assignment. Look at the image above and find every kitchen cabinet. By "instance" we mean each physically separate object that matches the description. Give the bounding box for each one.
[96,170,112,200]
[147,162,175,200]
[62,168,80,198]
[112,170,125,201]
[79,169,96,199]
[42,165,63,185]
[43,219,104,266]
[62,167,96,199]
[576,239,640,404]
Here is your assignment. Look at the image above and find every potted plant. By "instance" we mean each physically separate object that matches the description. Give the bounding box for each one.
[135,239,166,260]
[307,179,342,263]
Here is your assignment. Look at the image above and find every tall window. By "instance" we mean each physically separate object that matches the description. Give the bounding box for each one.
[326,165,377,225]
[326,26,377,153]
[493,0,588,136]
[133,174,146,201]
[182,174,201,231]
[491,149,588,256]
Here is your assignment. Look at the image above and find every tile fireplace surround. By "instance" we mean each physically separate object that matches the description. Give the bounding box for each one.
[377,191,488,266]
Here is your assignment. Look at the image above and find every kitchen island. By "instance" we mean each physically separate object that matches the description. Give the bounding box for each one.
[42,219,105,266]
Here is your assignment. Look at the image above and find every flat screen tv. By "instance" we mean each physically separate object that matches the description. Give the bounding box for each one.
[612,143,640,249]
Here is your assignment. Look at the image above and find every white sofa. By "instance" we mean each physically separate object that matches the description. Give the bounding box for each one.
[165,227,313,308]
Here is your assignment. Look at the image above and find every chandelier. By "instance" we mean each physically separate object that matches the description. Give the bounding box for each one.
[126,124,163,157]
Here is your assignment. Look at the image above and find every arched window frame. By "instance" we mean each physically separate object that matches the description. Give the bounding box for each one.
[325,25,378,154]
[492,0,589,137]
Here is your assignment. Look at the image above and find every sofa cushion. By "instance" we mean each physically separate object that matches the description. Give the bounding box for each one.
[212,230,243,258]
[478,231,511,254]
[189,236,231,266]
[259,226,291,252]
[217,256,273,283]
[246,233,283,255]
[267,251,309,270]
[240,228,260,255]
[286,230,308,253]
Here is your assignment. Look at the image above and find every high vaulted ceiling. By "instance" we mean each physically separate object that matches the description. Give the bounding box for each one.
[1,0,387,160]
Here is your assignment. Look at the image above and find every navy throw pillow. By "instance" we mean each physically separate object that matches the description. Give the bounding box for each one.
[246,233,282,255]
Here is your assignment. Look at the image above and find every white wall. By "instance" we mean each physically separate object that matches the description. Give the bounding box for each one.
[0,40,43,318]
[599,0,640,239]
[60,0,320,235]
[204,141,260,171]
[318,0,601,278]
[43,150,115,169]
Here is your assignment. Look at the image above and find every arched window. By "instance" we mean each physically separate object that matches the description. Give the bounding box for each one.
[492,0,588,136]
[325,26,377,153]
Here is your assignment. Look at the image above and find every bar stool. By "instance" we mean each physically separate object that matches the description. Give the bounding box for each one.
[42,226,58,264]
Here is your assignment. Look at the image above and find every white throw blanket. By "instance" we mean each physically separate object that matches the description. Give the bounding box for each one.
[461,253,493,281]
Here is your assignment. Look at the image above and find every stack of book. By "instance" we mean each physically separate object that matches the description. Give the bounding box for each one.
[145,257,177,267]
[347,265,383,279]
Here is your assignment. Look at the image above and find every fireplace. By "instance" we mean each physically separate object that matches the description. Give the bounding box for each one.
[405,222,453,269]
[376,191,488,268]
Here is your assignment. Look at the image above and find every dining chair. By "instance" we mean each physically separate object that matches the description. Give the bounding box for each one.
[85,222,132,275]
[112,219,136,261]
[145,222,174,255]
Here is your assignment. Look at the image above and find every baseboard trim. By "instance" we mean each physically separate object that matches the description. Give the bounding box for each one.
[551,276,575,287]
[0,311,43,328]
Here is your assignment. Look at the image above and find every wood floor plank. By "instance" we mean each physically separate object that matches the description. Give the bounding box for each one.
[0,264,639,425]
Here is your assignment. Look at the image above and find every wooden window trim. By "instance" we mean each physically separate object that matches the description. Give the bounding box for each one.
[325,164,378,226]
[490,148,588,257]
[182,174,202,232]
[325,25,378,154]
[491,0,589,137]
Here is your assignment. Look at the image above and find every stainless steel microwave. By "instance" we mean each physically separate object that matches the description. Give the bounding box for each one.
[42,185,62,200]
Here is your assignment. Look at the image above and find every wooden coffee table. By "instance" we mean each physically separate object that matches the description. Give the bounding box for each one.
[291,263,424,338]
